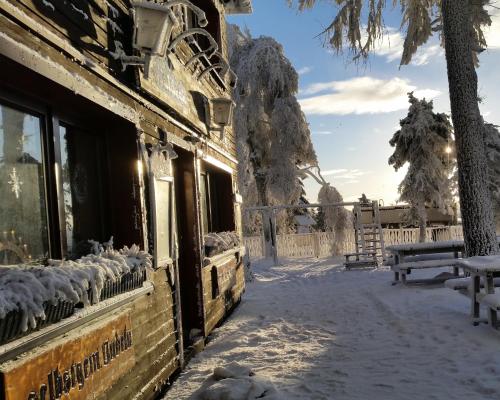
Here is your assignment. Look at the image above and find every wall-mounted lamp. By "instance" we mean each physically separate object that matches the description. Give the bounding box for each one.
[121,0,208,76]
[211,98,235,127]
[204,97,235,139]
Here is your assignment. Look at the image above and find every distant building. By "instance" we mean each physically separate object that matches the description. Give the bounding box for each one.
[361,204,457,228]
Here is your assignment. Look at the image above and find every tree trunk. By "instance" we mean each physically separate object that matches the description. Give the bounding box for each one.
[442,0,498,256]
[418,207,427,243]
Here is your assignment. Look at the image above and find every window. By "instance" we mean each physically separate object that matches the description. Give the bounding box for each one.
[200,163,235,234]
[0,102,49,264]
[59,124,109,257]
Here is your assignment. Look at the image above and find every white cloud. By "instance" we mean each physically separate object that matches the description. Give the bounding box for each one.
[412,45,443,66]
[312,130,334,135]
[299,77,441,116]
[485,7,500,49]
[321,169,348,176]
[363,27,443,65]
[321,169,368,180]
[370,28,404,62]
[297,66,313,75]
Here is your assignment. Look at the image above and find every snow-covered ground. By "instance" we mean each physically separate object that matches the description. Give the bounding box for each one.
[164,257,500,400]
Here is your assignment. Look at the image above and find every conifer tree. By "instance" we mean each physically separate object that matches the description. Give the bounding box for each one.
[389,93,454,242]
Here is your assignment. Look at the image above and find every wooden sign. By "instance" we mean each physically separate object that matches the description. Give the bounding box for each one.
[1,313,135,400]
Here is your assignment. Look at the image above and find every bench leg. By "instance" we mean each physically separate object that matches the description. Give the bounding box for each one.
[394,271,400,281]
[453,266,459,277]
[471,274,481,324]
[485,275,498,328]
[401,272,407,285]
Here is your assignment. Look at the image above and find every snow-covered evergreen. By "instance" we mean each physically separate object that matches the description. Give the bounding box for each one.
[389,93,454,242]
[484,123,500,231]
[228,25,317,234]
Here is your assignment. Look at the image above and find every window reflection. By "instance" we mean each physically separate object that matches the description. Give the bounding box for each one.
[59,124,109,257]
[0,103,48,264]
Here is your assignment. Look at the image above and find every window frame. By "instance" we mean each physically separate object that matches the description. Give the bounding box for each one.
[0,90,59,260]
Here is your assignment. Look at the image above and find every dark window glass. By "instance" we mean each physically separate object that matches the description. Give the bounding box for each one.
[201,165,234,234]
[0,103,48,264]
[59,124,109,256]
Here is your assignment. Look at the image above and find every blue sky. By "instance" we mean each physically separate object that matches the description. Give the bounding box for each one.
[227,1,500,204]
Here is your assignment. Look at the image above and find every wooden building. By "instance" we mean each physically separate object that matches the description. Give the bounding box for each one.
[0,0,251,398]
[361,204,457,228]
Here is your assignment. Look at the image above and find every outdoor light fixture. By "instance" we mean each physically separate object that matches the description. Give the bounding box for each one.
[204,97,235,139]
[121,0,208,76]
[211,98,235,127]
[445,146,452,154]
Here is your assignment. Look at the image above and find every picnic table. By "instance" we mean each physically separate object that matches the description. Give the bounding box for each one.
[387,240,464,284]
[456,256,500,329]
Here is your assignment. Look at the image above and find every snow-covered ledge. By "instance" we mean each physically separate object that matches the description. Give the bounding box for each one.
[0,282,154,363]
[203,246,245,267]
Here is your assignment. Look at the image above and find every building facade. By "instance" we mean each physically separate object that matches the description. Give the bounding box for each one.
[0,0,251,398]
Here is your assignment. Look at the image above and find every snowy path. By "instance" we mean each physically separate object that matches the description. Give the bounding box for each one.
[164,258,500,400]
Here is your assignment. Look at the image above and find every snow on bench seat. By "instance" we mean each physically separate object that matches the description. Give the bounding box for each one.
[457,255,500,273]
[479,293,500,310]
[393,258,462,271]
[445,277,471,290]
[402,253,457,262]
[445,277,500,291]
[387,240,464,253]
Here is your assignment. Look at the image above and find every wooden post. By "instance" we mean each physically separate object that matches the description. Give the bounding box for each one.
[270,209,278,265]
[471,274,481,324]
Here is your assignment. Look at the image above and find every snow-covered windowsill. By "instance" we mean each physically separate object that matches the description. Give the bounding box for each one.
[0,282,154,363]
[203,246,245,267]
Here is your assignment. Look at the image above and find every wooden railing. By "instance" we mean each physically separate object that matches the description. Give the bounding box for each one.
[243,226,464,259]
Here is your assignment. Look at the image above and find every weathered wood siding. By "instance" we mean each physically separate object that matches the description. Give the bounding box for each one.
[0,269,180,400]
[0,0,237,165]
[202,249,245,335]
[97,268,180,399]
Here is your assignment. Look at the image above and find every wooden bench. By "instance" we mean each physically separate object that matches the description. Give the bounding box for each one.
[387,241,464,285]
[445,277,500,291]
[394,258,462,284]
[344,252,377,270]
[457,256,500,328]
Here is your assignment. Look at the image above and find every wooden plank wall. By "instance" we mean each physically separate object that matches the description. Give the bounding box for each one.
[0,0,237,159]
[96,269,180,400]
[202,254,245,335]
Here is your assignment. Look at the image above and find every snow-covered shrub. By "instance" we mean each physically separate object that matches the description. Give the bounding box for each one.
[205,232,241,257]
[0,240,152,332]
[318,184,353,255]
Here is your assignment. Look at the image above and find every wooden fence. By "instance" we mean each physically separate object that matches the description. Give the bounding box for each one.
[243,226,464,259]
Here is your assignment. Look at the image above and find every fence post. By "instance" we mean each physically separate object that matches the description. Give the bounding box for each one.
[313,233,320,258]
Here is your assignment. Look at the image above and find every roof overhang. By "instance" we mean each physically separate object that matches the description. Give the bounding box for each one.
[221,0,253,14]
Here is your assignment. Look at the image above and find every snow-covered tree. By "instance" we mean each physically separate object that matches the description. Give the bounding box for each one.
[290,0,499,256]
[484,123,500,232]
[228,25,317,234]
[303,166,352,255]
[389,93,454,242]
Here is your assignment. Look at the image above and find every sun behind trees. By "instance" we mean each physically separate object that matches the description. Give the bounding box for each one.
[289,0,499,256]
[389,93,454,243]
